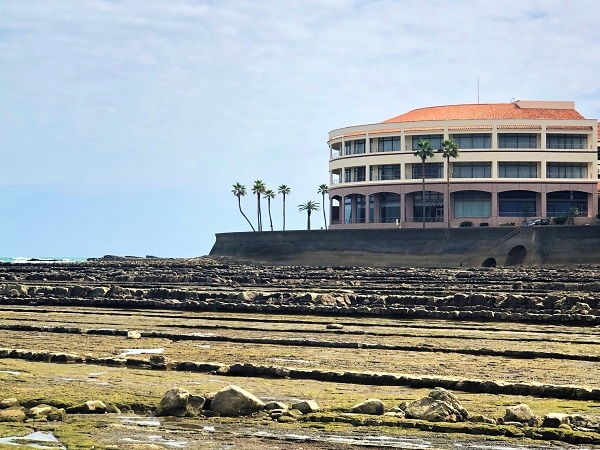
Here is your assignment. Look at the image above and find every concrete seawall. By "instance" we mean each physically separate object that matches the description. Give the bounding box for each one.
[210,225,600,267]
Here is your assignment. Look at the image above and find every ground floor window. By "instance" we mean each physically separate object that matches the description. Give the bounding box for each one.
[498,190,536,217]
[547,191,587,216]
[454,191,491,218]
[413,191,443,222]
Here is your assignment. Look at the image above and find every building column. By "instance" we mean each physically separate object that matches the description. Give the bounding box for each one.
[491,192,499,223]
[540,191,547,218]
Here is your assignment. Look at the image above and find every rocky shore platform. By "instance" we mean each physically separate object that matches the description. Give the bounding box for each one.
[1,256,600,449]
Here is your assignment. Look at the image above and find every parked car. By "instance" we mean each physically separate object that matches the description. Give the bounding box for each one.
[522,218,550,226]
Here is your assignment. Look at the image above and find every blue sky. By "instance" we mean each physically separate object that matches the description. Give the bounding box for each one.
[1,0,599,257]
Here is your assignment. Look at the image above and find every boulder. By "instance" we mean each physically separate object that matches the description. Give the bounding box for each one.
[156,388,205,417]
[209,385,264,417]
[404,387,468,422]
[0,409,25,422]
[26,404,53,418]
[82,400,107,413]
[127,330,142,339]
[264,401,288,411]
[291,400,320,414]
[351,398,385,415]
[0,398,19,409]
[504,403,536,423]
[542,412,570,428]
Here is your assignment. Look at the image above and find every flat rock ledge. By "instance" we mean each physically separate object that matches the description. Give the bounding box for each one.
[0,347,597,401]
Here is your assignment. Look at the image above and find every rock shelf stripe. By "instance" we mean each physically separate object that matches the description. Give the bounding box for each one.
[0,347,597,401]
[0,323,598,362]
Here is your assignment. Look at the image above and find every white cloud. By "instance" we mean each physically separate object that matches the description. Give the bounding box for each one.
[0,0,599,254]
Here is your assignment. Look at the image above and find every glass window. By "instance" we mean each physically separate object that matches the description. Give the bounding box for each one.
[354,139,366,154]
[378,164,401,180]
[379,193,400,223]
[344,197,352,223]
[412,163,443,179]
[498,190,536,217]
[344,141,351,155]
[356,195,366,223]
[452,133,491,149]
[546,134,587,149]
[546,163,587,179]
[547,191,587,216]
[353,166,366,182]
[454,191,492,218]
[499,162,537,178]
[412,135,443,150]
[452,162,491,178]
[498,133,537,149]
[369,195,375,223]
[344,168,351,183]
[377,137,400,152]
[413,191,444,222]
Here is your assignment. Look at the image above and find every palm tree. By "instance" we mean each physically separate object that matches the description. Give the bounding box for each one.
[439,139,459,228]
[231,182,256,231]
[317,184,329,230]
[251,180,266,231]
[298,201,320,230]
[278,184,291,231]
[414,140,435,228]
[263,189,276,231]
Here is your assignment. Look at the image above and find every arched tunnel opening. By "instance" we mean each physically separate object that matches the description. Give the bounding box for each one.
[481,257,497,268]
[505,245,526,266]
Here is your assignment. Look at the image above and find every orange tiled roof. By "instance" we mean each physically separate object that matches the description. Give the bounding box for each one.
[497,125,542,130]
[342,131,367,138]
[368,128,402,135]
[383,103,585,123]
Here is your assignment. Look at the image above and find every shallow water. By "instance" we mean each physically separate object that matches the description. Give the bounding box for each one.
[0,431,66,449]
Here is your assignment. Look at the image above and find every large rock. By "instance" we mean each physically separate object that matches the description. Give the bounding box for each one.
[156,388,205,417]
[542,412,570,428]
[291,400,320,414]
[0,409,25,422]
[404,387,469,422]
[209,385,264,417]
[504,403,536,423]
[0,398,19,409]
[351,398,385,415]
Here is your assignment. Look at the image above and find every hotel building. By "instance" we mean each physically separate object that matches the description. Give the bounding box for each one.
[327,100,599,228]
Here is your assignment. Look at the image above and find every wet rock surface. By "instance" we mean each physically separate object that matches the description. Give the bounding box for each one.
[2,256,600,448]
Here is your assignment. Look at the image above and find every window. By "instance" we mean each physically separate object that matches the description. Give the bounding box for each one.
[353,166,366,182]
[547,191,587,216]
[344,167,365,182]
[344,141,351,156]
[453,162,491,178]
[498,190,536,217]
[498,133,537,149]
[452,133,491,149]
[344,197,352,223]
[454,191,491,218]
[354,139,366,154]
[356,194,366,223]
[412,163,443,179]
[373,164,400,180]
[499,162,537,178]
[379,193,400,223]
[547,134,587,149]
[412,135,443,150]
[377,137,400,152]
[413,191,444,222]
[546,163,587,179]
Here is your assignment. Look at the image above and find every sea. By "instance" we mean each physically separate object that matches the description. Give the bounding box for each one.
[0,257,88,264]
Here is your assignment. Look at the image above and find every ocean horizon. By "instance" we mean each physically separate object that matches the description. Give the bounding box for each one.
[0,256,89,264]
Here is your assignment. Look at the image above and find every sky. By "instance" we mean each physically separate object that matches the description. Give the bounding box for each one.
[1,0,600,258]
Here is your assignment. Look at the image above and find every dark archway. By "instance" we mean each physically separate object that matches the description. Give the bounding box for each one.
[481,257,497,268]
[505,245,526,266]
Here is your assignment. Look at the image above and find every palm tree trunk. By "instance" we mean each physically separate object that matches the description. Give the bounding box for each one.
[307,211,311,230]
[268,199,273,231]
[257,194,262,232]
[321,193,328,230]
[421,158,426,228]
[238,197,256,231]
[446,155,450,228]
[282,194,286,231]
